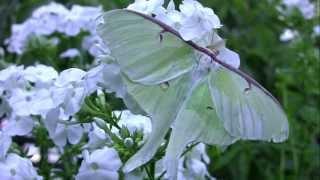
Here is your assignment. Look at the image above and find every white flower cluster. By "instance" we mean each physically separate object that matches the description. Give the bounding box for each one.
[0,64,117,179]
[280,28,299,42]
[0,1,222,179]
[0,65,100,150]
[156,143,215,180]
[128,0,222,41]
[76,147,122,180]
[282,0,315,19]
[0,63,158,179]
[278,0,316,42]
[0,153,43,179]
[178,144,215,180]
[314,25,320,36]
[4,2,106,57]
[113,110,152,136]
[127,0,240,69]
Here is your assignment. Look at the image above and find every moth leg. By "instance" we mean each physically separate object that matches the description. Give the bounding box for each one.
[207,46,220,64]
[159,29,167,43]
[244,80,252,93]
[206,45,220,57]
[160,81,170,90]
[206,106,214,110]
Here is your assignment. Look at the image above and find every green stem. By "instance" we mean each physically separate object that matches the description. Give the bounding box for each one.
[180,142,199,157]
[84,100,121,129]
[280,149,285,180]
[144,166,155,180]
[39,146,50,180]
[281,85,298,176]
[63,152,73,179]
[36,127,52,180]
[150,161,155,179]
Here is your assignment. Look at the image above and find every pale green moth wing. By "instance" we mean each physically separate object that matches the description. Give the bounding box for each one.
[121,72,193,172]
[97,10,195,85]
[99,59,146,115]
[96,8,289,179]
[209,67,289,142]
[164,75,236,179]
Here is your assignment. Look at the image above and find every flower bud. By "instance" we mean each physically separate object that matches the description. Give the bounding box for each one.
[124,137,134,148]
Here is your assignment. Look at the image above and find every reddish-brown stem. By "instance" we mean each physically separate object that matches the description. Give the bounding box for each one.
[126,9,281,106]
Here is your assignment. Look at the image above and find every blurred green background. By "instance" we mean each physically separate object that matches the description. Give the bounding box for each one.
[0,0,319,179]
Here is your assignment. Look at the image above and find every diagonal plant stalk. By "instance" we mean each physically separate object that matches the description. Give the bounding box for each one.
[126,9,282,106]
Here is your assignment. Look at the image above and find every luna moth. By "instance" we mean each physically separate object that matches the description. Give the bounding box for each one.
[97,9,289,179]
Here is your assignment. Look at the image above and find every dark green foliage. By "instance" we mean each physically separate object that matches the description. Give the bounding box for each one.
[202,0,319,179]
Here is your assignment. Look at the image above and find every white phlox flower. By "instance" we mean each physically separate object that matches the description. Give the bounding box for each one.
[0,132,12,160]
[85,122,111,149]
[313,25,320,36]
[178,0,222,41]
[55,68,86,87]
[127,0,222,42]
[53,68,88,118]
[280,28,299,42]
[82,35,109,57]
[75,147,122,180]
[5,2,103,56]
[32,2,69,20]
[127,0,165,15]
[8,88,55,117]
[282,0,315,19]
[113,110,152,137]
[59,48,81,59]
[177,143,214,179]
[68,5,103,34]
[0,65,26,90]
[23,65,58,86]
[0,64,59,118]
[50,122,84,147]
[0,64,98,148]
[196,32,240,69]
[2,115,34,136]
[154,0,182,29]
[0,153,43,180]
[216,48,240,69]
[83,65,105,94]
[44,108,84,147]
[155,143,215,180]
[4,23,32,54]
